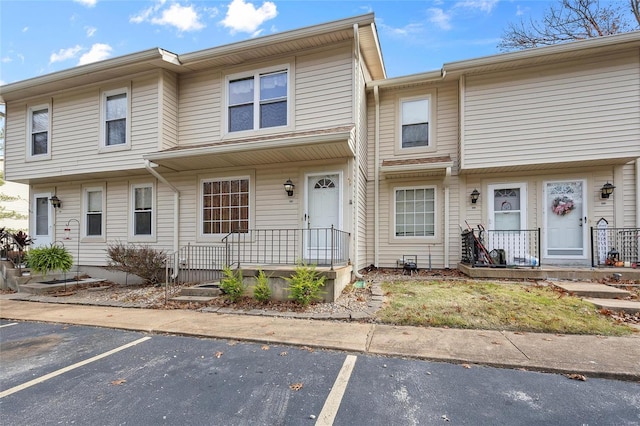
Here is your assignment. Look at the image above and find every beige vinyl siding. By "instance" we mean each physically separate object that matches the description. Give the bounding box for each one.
[3,102,27,182]
[295,44,353,130]
[356,67,368,269]
[462,50,640,170]
[131,76,163,153]
[622,161,638,228]
[160,70,178,150]
[177,71,222,146]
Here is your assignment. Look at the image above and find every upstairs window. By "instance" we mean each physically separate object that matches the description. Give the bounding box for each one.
[401,97,429,149]
[228,68,288,133]
[100,87,130,150]
[27,104,50,159]
[132,184,153,237]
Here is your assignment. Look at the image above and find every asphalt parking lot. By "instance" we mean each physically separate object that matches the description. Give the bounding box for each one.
[2,320,639,425]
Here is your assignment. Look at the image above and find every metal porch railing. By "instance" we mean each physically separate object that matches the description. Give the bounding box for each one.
[591,227,640,267]
[462,228,540,268]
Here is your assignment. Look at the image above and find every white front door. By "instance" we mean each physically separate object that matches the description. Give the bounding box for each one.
[544,180,587,260]
[32,193,53,247]
[487,183,531,265]
[305,173,341,264]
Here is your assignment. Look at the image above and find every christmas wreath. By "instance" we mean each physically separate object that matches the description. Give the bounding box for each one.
[551,196,575,216]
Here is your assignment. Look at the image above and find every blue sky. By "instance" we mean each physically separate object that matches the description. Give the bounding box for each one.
[0,0,558,85]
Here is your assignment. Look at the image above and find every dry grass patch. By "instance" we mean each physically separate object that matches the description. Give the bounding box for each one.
[377,281,633,336]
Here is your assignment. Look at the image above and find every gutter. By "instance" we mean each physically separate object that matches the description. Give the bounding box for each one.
[637,159,640,228]
[144,160,180,276]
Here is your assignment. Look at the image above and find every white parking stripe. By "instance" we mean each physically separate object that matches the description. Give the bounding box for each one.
[0,323,18,328]
[316,354,357,426]
[0,336,151,398]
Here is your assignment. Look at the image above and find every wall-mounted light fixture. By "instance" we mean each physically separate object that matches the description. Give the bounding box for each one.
[600,182,615,199]
[284,179,295,197]
[470,189,480,204]
[49,195,61,209]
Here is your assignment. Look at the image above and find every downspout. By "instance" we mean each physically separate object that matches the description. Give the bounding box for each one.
[144,160,180,261]
[443,167,451,268]
[637,158,640,228]
[374,85,380,267]
[352,23,364,280]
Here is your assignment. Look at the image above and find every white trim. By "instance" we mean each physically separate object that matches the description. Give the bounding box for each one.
[129,182,156,242]
[31,192,53,247]
[26,103,51,161]
[543,179,588,260]
[304,170,344,231]
[82,184,106,240]
[395,92,436,156]
[391,184,437,241]
[99,85,131,152]
[487,182,528,231]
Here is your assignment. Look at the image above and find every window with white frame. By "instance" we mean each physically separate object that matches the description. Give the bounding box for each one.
[202,177,250,235]
[400,97,429,149]
[101,88,129,148]
[132,184,153,236]
[395,187,435,237]
[27,104,50,158]
[228,68,288,133]
[84,187,104,237]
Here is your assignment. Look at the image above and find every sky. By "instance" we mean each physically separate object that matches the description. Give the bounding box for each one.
[0,0,567,86]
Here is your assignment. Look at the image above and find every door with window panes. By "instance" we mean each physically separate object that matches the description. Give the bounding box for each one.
[487,184,529,265]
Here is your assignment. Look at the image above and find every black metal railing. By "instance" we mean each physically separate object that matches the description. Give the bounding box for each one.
[0,230,30,275]
[222,226,350,270]
[165,243,227,285]
[461,228,540,268]
[591,227,640,267]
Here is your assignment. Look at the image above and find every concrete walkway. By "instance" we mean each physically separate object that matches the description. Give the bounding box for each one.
[1,299,638,381]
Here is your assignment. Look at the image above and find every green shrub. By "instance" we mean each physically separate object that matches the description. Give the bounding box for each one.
[106,241,167,285]
[27,245,73,278]
[253,269,272,303]
[285,262,326,306]
[220,266,245,302]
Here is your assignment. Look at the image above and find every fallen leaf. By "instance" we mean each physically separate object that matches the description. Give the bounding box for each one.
[462,364,471,369]
[491,341,502,345]
[261,345,270,351]
[106,315,113,317]
[543,338,553,341]
[215,351,223,358]
[442,414,450,422]
[565,373,587,381]
[290,382,304,391]
[279,351,288,356]
[110,379,127,386]
[402,331,410,335]
[265,331,275,336]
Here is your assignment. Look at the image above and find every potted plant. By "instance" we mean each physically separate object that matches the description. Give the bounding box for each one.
[11,231,33,268]
[27,244,73,279]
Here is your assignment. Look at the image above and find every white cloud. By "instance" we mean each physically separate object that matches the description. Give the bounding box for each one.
[78,43,112,65]
[1,57,12,63]
[455,0,499,13]
[50,45,83,64]
[74,0,97,6]
[151,3,204,31]
[377,19,425,38]
[428,8,452,30]
[221,0,277,36]
[22,27,28,33]
[131,1,204,32]
[85,26,97,37]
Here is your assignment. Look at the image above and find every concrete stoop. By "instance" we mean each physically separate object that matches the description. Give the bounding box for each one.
[19,278,108,295]
[170,282,221,303]
[550,281,640,314]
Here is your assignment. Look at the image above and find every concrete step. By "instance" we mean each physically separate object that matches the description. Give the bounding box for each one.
[584,298,640,314]
[169,295,216,303]
[19,278,106,295]
[180,283,222,297]
[550,282,631,299]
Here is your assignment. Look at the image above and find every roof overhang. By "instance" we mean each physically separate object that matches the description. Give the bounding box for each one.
[144,127,356,172]
[380,156,454,179]
[460,156,638,175]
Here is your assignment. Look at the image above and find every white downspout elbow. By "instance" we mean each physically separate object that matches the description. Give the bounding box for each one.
[144,160,180,257]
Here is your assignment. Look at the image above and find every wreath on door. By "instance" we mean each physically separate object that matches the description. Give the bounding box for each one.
[551,196,575,216]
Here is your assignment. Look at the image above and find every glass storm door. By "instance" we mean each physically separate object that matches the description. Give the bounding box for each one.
[32,193,53,247]
[487,184,529,264]
[305,173,340,264]
[544,180,587,258]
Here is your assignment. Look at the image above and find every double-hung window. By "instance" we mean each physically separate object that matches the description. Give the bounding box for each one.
[84,187,104,237]
[132,184,153,237]
[228,68,288,133]
[202,177,250,235]
[400,97,430,149]
[395,187,435,237]
[101,87,130,149]
[27,104,50,159]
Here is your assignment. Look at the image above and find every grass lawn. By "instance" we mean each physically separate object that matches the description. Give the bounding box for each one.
[377,280,634,336]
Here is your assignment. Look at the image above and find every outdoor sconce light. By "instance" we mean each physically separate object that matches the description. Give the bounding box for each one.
[600,182,615,199]
[470,189,480,204]
[49,195,61,209]
[284,179,295,197]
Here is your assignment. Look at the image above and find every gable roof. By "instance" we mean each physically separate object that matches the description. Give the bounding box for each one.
[0,13,385,103]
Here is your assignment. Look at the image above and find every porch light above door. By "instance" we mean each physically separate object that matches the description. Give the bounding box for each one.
[49,195,61,209]
[600,182,615,199]
[284,179,295,197]
[470,189,480,204]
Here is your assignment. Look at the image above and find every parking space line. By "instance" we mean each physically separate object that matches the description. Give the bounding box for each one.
[316,354,357,426]
[0,336,151,399]
[0,323,18,328]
